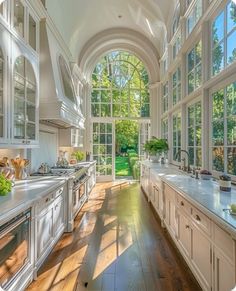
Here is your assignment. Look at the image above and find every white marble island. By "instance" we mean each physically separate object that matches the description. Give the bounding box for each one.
[141,161,236,291]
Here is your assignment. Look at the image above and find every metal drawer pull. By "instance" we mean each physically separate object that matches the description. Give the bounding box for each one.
[195,214,201,221]
[186,225,190,229]
[45,197,50,203]
[181,201,184,206]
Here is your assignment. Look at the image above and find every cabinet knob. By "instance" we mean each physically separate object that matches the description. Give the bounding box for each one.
[22,140,26,144]
[45,198,50,203]
[185,225,190,229]
[195,214,201,222]
[181,201,184,206]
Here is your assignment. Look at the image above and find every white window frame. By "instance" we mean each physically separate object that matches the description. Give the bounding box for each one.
[186,0,202,36]
[211,1,236,77]
[186,39,202,95]
[172,67,181,106]
[209,76,236,180]
[172,110,181,163]
[187,97,202,167]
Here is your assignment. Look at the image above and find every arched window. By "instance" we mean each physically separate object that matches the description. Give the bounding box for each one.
[58,55,76,104]
[91,51,149,118]
[14,56,36,140]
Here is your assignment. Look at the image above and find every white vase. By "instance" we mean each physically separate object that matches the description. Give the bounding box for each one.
[150,154,160,163]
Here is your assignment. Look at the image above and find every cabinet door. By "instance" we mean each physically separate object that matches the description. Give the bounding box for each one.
[178,211,191,258]
[169,200,177,237]
[192,224,212,291]
[53,197,64,237]
[37,208,53,258]
[214,248,235,291]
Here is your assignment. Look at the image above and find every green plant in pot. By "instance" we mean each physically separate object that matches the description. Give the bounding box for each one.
[71,150,85,162]
[144,137,169,162]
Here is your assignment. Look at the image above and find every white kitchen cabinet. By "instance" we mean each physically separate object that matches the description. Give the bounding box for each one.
[213,247,235,291]
[37,206,54,259]
[59,127,84,147]
[191,223,212,291]
[53,195,64,238]
[35,185,65,270]
[140,164,150,199]
[177,210,191,258]
[164,184,177,238]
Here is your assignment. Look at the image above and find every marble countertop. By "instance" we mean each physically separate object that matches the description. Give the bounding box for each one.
[142,161,236,237]
[0,176,66,223]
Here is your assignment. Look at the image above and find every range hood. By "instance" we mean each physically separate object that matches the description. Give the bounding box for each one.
[39,20,85,129]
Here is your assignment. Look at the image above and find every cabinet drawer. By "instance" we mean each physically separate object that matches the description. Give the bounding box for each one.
[176,195,191,215]
[213,223,234,262]
[54,186,64,199]
[191,207,211,236]
[37,193,54,214]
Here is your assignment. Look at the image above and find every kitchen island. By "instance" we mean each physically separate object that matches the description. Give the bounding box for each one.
[141,161,236,291]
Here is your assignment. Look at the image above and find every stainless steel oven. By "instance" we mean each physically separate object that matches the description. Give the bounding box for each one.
[0,209,31,289]
[73,174,89,218]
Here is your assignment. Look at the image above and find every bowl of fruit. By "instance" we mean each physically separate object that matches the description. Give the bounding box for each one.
[0,173,12,196]
[199,170,212,180]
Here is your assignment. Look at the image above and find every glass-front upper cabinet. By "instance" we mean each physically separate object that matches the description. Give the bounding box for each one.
[13,0,24,37]
[13,56,37,144]
[0,48,4,139]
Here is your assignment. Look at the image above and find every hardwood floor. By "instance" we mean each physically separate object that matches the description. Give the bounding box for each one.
[27,181,201,291]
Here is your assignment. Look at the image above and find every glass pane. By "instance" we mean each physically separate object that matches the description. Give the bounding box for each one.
[227,147,236,175]
[188,72,194,94]
[91,104,100,117]
[101,90,110,103]
[26,83,36,103]
[91,90,100,102]
[14,97,25,121]
[188,106,194,126]
[26,103,35,122]
[173,88,177,106]
[196,125,201,146]
[195,102,201,124]
[188,147,194,165]
[227,1,236,34]
[227,82,236,116]
[195,41,202,65]
[112,104,120,117]
[212,90,224,119]
[195,64,202,88]
[188,49,194,72]
[212,11,224,46]
[14,122,24,139]
[212,120,224,146]
[29,14,36,50]
[227,30,236,65]
[227,117,236,145]
[196,148,202,167]
[93,134,99,144]
[15,56,25,77]
[14,0,24,37]
[187,11,194,34]
[212,147,224,172]
[26,123,35,140]
[188,127,194,146]
[101,104,111,117]
[212,43,224,75]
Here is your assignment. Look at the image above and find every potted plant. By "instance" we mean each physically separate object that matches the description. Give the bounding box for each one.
[144,137,169,162]
[71,150,85,163]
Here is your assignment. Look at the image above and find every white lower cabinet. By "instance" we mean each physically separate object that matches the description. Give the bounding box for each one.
[191,223,212,291]
[161,182,236,291]
[35,185,65,270]
[37,207,54,259]
[177,210,191,258]
[213,247,235,291]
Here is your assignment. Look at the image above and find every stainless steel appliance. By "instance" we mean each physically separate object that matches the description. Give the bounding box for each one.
[0,209,31,289]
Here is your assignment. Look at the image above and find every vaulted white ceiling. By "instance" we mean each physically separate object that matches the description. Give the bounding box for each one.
[45,0,177,61]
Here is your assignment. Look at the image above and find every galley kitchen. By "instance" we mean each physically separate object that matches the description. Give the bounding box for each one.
[1,1,236,291]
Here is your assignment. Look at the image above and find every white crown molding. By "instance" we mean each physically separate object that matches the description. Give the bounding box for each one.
[78,28,160,84]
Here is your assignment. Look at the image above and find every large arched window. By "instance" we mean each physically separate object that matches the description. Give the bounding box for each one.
[91,51,149,118]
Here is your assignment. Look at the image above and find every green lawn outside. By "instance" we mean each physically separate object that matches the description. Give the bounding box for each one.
[115,156,132,176]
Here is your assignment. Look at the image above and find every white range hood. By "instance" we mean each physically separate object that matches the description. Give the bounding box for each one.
[39,20,85,129]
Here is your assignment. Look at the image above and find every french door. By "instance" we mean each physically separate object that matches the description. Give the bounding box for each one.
[92,122,114,181]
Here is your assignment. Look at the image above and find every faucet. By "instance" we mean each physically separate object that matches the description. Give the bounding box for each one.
[174,149,191,173]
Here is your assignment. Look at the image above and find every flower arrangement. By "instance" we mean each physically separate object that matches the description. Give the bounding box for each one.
[144,137,169,155]
[71,150,85,162]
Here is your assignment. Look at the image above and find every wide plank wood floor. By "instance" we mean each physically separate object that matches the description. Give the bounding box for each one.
[27,181,201,291]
